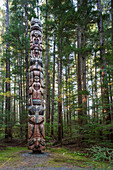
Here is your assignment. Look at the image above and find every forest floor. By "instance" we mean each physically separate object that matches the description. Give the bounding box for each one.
[0,139,112,170]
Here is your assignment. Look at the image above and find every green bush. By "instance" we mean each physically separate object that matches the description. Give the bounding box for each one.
[88,145,113,162]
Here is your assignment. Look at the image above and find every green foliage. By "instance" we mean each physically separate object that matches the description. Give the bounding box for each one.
[47,147,112,169]
[74,151,88,157]
[88,145,113,163]
[45,135,52,142]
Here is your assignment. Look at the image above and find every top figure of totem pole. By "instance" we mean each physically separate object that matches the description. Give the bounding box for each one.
[28,18,45,152]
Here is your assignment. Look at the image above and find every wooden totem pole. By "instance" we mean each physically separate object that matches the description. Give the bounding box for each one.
[28,18,45,152]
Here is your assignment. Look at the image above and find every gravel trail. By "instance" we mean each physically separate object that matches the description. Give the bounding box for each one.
[1,150,87,170]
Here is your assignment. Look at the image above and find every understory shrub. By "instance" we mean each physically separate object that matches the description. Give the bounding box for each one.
[89,145,113,162]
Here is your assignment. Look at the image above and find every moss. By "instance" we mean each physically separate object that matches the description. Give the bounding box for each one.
[0,146,113,169]
[49,147,67,153]
[0,146,27,167]
[47,147,113,169]
[35,163,46,168]
[67,159,74,163]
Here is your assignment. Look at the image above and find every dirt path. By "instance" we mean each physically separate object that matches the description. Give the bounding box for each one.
[0,142,110,170]
[1,150,87,170]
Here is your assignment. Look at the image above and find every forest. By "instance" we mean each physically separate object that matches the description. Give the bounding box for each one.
[0,0,113,169]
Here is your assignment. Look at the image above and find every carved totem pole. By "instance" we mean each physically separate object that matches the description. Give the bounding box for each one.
[28,18,45,152]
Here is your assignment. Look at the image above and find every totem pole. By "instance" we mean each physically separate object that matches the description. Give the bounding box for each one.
[28,18,45,152]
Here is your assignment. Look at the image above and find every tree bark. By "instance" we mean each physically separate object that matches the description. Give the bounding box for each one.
[111,0,113,50]
[68,61,71,136]
[66,66,69,125]
[58,31,63,143]
[5,0,11,139]
[51,33,56,136]
[25,2,29,140]
[111,0,113,120]
[45,0,50,133]
[81,24,87,123]
[94,51,98,121]
[77,24,82,125]
[97,0,111,123]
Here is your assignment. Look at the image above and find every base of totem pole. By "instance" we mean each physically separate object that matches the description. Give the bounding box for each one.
[32,150,42,154]
[22,151,50,157]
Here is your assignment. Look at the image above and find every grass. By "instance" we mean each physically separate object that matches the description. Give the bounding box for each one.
[0,145,113,169]
[0,146,27,168]
[46,147,113,169]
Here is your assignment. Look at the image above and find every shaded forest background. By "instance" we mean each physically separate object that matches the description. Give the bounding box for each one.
[0,0,113,148]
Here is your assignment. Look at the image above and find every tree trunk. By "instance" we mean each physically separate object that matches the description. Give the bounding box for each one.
[13,75,16,122]
[111,0,113,120]
[68,61,71,136]
[77,23,82,125]
[19,54,23,138]
[1,75,5,126]
[66,66,69,125]
[25,2,29,140]
[81,23,87,123]
[58,31,63,143]
[94,51,98,121]
[51,33,56,136]
[111,0,113,50]
[45,0,50,134]
[5,0,11,139]
[97,0,111,123]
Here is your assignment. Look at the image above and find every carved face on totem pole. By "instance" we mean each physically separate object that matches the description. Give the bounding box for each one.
[28,18,45,152]
[30,29,42,51]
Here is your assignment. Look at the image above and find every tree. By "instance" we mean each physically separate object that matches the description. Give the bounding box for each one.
[5,0,11,139]
[45,0,50,134]
[97,0,111,123]
[51,31,56,136]
[25,1,29,140]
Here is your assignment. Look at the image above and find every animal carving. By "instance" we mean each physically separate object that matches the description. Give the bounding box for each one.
[28,18,45,152]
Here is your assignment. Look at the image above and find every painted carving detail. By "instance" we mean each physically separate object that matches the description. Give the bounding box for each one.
[28,18,45,152]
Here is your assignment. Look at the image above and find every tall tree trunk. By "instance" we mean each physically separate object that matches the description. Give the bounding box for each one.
[108,70,113,120]
[97,0,111,123]
[81,23,87,123]
[111,0,113,120]
[68,61,71,136]
[90,56,95,118]
[45,0,50,134]
[19,54,23,138]
[58,31,63,143]
[111,0,113,50]
[25,2,29,140]
[87,68,89,117]
[1,14,5,127]
[13,75,16,122]
[77,24,82,125]
[94,51,98,121]
[66,66,69,125]
[51,34,56,136]
[1,84,4,126]
[5,0,11,139]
